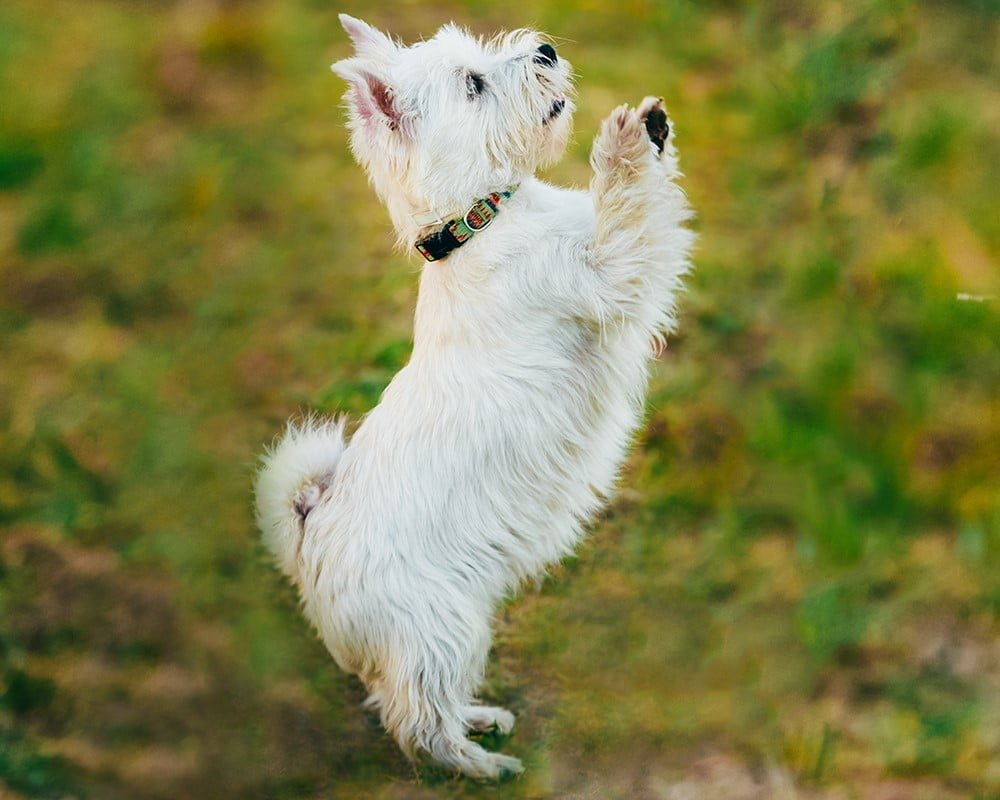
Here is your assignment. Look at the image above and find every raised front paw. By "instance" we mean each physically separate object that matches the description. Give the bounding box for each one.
[638,96,670,155]
[591,104,651,176]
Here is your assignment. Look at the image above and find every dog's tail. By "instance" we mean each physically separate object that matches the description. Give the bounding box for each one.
[254,416,348,580]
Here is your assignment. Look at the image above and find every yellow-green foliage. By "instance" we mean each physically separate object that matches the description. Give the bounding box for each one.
[0,1,997,797]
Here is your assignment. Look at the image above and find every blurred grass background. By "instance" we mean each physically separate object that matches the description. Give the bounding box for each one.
[1,0,998,797]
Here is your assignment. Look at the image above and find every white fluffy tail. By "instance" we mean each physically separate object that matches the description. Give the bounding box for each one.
[254,416,347,579]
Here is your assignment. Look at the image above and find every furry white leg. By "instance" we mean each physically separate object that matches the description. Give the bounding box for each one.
[590,102,659,227]
[380,695,524,779]
[254,416,347,580]
[423,715,523,780]
[588,98,690,330]
[588,103,662,319]
[463,704,516,735]
[373,656,523,780]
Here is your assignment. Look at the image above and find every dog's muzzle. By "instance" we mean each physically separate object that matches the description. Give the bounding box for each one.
[533,43,558,67]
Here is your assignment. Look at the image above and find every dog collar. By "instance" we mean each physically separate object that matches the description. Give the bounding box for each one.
[413,186,518,262]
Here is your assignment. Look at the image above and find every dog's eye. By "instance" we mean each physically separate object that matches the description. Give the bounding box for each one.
[466,72,485,97]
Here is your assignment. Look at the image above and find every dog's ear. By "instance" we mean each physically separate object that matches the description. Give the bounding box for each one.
[331,60,403,131]
[337,14,396,60]
[332,16,403,131]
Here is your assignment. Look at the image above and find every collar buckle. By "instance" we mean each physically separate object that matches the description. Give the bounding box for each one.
[463,197,496,232]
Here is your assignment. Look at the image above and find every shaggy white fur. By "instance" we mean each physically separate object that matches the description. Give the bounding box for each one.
[255,14,694,780]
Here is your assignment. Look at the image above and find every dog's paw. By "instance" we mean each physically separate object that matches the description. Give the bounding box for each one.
[488,753,524,781]
[638,95,669,155]
[464,704,515,735]
[592,103,650,175]
[432,743,524,782]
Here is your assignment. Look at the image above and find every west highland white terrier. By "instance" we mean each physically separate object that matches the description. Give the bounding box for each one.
[255,14,694,779]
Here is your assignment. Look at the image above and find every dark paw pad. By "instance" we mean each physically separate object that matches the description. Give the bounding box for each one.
[640,98,669,154]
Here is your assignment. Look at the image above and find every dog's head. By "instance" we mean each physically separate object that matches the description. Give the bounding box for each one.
[332,15,574,219]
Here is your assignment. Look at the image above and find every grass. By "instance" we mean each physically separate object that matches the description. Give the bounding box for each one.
[1,0,998,797]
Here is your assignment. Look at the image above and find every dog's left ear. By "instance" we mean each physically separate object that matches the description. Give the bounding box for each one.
[332,14,405,132]
[332,62,404,132]
[337,14,396,60]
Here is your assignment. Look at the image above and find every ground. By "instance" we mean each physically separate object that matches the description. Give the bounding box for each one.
[0,0,998,798]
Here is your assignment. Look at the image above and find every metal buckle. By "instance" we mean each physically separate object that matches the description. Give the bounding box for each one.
[463,198,494,232]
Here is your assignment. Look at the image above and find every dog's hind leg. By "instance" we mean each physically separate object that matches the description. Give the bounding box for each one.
[373,639,523,780]
[423,707,523,780]
[377,681,523,779]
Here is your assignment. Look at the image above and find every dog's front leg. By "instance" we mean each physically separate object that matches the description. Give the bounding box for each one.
[586,97,680,325]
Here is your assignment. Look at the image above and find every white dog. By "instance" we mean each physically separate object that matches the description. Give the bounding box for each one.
[255,14,694,779]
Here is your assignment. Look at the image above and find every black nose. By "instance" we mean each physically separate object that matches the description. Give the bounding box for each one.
[534,43,557,67]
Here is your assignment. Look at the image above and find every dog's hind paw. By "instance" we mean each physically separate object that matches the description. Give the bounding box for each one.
[427,739,524,781]
[464,704,515,735]
[488,753,524,781]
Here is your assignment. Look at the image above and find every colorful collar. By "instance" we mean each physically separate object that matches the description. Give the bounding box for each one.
[414,186,518,262]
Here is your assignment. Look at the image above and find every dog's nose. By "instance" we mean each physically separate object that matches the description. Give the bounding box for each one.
[533,43,557,67]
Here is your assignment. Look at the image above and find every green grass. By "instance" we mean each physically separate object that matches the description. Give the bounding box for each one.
[1,0,998,797]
